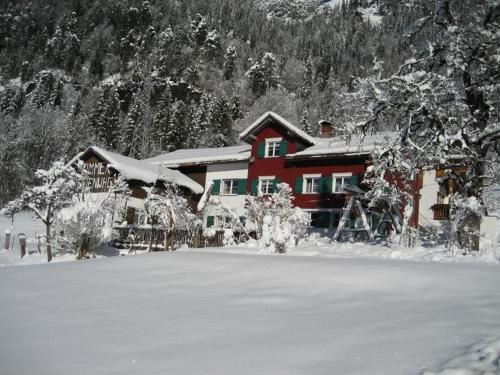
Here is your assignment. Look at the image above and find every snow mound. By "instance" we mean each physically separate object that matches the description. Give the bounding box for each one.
[423,337,500,375]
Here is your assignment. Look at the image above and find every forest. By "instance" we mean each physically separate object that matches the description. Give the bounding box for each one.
[0,0,432,204]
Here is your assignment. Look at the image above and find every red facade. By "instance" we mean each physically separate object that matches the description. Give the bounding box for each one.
[245,119,369,210]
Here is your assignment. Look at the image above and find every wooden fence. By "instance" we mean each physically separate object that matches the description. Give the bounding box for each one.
[112,226,228,251]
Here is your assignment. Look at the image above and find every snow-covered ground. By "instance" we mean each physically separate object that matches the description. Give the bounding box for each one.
[0,251,499,374]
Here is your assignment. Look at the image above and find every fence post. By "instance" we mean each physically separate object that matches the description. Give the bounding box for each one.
[18,233,26,258]
[4,230,11,250]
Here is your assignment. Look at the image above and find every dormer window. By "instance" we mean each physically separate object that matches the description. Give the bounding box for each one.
[265,138,282,157]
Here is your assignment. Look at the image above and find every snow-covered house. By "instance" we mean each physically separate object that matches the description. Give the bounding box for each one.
[144,145,251,229]
[74,146,203,225]
[239,112,400,231]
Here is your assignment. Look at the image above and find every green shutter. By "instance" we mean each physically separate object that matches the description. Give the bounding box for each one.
[212,179,221,195]
[295,176,303,194]
[325,175,333,193]
[272,178,280,193]
[207,216,215,228]
[349,176,359,187]
[279,140,288,156]
[239,216,246,227]
[237,179,247,195]
[257,142,266,158]
[250,179,259,195]
[320,176,332,193]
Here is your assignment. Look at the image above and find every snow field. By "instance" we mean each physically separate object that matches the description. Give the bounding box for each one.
[0,251,499,374]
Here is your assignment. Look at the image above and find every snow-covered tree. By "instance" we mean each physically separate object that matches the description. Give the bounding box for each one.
[342,1,500,251]
[202,195,247,247]
[203,29,222,61]
[90,84,120,150]
[3,160,83,262]
[54,194,114,259]
[246,183,310,252]
[143,183,201,251]
[246,53,280,96]
[223,46,237,80]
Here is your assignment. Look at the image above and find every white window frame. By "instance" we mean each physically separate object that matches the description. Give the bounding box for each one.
[265,137,282,158]
[259,176,275,195]
[221,179,239,196]
[332,172,353,193]
[302,174,322,194]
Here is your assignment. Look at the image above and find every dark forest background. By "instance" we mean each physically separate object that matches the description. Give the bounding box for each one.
[0,0,461,204]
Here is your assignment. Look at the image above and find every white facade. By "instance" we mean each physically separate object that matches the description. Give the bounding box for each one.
[204,161,249,228]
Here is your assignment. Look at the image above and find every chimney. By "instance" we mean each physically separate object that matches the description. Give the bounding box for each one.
[318,120,334,138]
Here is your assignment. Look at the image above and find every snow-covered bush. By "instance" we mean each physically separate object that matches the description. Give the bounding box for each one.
[202,194,246,246]
[54,194,114,258]
[246,183,310,253]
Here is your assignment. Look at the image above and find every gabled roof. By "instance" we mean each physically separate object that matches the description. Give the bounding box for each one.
[239,111,317,146]
[144,145,251,167]
[77,146,204,194]
[287,132,397,159]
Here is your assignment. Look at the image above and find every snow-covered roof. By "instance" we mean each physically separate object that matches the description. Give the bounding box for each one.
[144,145,251,167]
[79,146,204,194]
[239,111,317,146]
[288,132,397,158]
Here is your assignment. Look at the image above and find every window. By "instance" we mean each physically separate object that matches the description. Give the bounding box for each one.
[310,212,330,228]
[221,179,239,195]
[331,212,342,228]
[265,138,282,157]
[333,174,352,193]
[303,175,321,194]
[259,177,275,195]
[308,210,343,228]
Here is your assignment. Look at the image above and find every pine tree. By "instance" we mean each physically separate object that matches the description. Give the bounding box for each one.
[300,57,314,99]
[223,46,237,80]
[90,84,120,150]
[301,104,314,136]
[204,29,222,61]
[245,52,280,97]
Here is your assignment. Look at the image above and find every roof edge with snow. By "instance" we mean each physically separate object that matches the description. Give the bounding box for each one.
[76,146,204,195]
[239,112,317,146]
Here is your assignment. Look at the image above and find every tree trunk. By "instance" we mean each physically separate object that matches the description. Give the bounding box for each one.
[46,223,52,262]
[78,233,90,259]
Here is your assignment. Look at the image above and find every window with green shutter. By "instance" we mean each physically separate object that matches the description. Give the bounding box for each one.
[207,216,215,228]
[295,176,303,194]
[212,180,221,195]
[257,142,266,158]
[279,140,288,156]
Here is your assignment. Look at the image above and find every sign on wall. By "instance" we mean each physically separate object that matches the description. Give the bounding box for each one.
[83,161,115,192]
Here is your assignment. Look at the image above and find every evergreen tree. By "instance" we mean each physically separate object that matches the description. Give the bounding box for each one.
[223,46,237,80]
[245,52,280,96]
[301,104,314,136]
[90,84,120,150]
